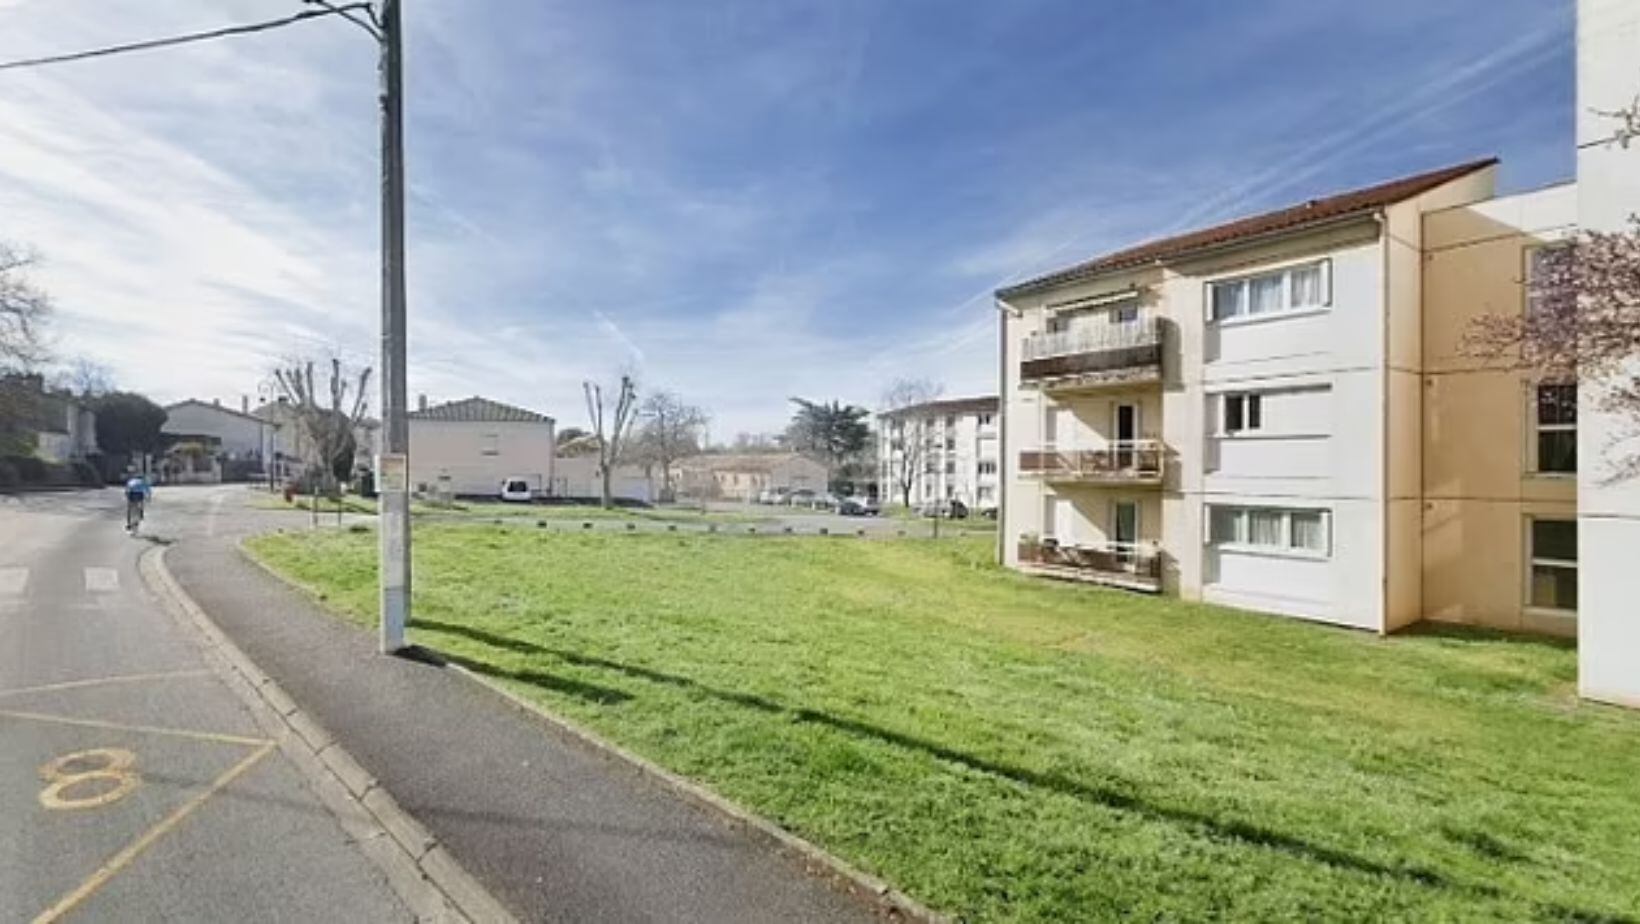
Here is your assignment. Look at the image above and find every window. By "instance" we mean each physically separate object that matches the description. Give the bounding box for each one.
[945,437,956,450]
[945,460,956,475]
[1111,301,1139,323]
[1528,518,1578,612]
[1223,393,1263,434]
[1534,383,1577,474]
[978,413,994,427]
[945,415,956,428]
[480,433,500,456]
[978,461,997,476]
[1209,506,1330,556]
[1209,259,1330,322]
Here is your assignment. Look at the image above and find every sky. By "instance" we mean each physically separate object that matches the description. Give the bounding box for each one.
[0,0,1575,438]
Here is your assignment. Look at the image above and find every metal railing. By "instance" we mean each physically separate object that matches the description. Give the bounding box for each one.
[1017,539,1163,583]
[1022,316,1162,362]
[1018,441,1165,481]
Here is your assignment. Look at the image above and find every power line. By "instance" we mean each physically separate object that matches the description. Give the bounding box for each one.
[0,5,374,73]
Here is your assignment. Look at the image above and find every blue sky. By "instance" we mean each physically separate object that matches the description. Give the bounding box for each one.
[0,0,1573,437]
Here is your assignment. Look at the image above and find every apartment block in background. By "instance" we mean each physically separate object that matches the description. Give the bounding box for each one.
[878,396,999,512]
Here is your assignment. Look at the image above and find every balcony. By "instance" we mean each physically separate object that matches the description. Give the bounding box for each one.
[1018,441,1165,486]
[1020,317,1162,390]
[1017,539,1162,593]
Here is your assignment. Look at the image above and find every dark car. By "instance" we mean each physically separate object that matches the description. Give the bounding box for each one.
[838,496,880,516]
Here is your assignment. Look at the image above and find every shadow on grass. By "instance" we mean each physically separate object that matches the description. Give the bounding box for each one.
[416,618,1631,923]
[1394,621,1577,652]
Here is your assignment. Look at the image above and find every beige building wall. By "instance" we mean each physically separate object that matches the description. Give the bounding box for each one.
[408,419,556,497]
[1420,183,1578,636]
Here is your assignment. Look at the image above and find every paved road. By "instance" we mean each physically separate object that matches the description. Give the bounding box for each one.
[0,487,407,922]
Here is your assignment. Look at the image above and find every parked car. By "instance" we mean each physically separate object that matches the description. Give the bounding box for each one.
[786,489,818,508]
[757,487,791,505]
[812,492,840,511]
[499,477,533,502]
[918,499,969,519]
[838,496,879,516]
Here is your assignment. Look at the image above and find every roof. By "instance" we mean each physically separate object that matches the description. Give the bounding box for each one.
[165,398,271,425]
[879,395,998,419]
[408,396,553,424]
[676,452,819,474]
[996,158,1499,299]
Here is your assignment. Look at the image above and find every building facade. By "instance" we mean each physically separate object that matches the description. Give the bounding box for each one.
[675,453,827,501]
[878,396,999,512]
[996,156,1610,631]
[407,396,555,498]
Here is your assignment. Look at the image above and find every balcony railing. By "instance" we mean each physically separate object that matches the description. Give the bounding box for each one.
[1018,441,1165,484]
[1020,317,1162,387]
[1017,539,1162,592]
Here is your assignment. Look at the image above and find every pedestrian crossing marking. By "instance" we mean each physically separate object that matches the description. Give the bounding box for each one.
[84,568,119,593]
[0,567,25,595]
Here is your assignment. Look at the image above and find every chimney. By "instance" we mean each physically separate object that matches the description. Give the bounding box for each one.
[417,393,428,412]
[241,395,249,414]
[213,398,221,407]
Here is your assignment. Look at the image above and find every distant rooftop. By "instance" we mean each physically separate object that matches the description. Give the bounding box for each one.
[996,158,1499,299]
[409,396,553,424]
[878,395,999,419]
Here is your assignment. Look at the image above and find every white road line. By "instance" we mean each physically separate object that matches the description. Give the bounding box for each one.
[0,568,26,596]
[84,568,119,593]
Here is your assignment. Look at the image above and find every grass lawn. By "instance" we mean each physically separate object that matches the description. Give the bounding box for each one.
[249,493,377,515]
[414,501,767,525]
[246,526,1640,922]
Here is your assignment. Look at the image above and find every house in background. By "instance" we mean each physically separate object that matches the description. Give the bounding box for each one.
[408,395,555,498]
[878,396,999,512]
[164,397,279,482]
[675,452,827,501]
[1,374,99,465]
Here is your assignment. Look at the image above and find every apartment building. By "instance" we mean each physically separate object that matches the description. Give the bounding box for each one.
[878,396,999,511]
[993,0,1640,709]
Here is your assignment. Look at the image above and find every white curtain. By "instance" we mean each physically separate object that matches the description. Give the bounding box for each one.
[1248,509,1284,546]
[1249,274,1285,314]
[1290,511,1326,552]
[1290,263,1324,307]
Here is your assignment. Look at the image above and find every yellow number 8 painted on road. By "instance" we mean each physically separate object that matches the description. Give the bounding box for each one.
[38,748,140,810]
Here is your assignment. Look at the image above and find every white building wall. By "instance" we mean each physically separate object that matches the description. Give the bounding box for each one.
[1576,0,1640,707]
[163,402,269,458]
[881,405,999,510]
[408,419,555,497]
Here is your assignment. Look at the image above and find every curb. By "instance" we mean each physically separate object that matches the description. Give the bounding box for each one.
[442,659,951,924]
[139,545,517,924]
[234,541,951,924]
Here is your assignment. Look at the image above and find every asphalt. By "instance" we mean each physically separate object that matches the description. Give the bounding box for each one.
[155,486,879,924]
[0,488,408,923]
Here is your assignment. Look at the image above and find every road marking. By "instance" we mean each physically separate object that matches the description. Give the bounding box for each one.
[0,709,270,747]
[32,741,275,924]
[0,567,26,595]
[0,669,213,700]
[84,568,119,593]
[39,748,140,811]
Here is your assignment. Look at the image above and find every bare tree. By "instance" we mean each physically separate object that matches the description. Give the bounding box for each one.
[1463,218,1640,481]
[880,378,943,508]
[583,374,639,508]
[633,390,708,502]
[1,242,52,371]
[52,357,115,398]
[271,357,373,515]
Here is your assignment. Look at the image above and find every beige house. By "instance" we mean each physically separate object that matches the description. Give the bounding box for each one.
[675,453,827,501]
[407,396,555,498]
[992,0,1640,708]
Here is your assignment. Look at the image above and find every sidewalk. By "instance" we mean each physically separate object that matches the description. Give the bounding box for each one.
[165,536,878,924]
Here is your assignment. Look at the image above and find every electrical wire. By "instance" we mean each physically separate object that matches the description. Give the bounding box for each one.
[0,5,375,73]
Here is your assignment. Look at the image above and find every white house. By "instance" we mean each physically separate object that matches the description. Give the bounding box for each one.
[878,396,999,511]
[165,398,277,463]
[408,396,555,498]
[551,455,656,503]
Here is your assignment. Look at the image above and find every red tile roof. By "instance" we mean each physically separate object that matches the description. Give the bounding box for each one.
[996,158,1498,299]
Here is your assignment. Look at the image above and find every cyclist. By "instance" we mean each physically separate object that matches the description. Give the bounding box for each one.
[124,472,152,532]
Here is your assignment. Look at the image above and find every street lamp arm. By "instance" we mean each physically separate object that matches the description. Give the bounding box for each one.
[303,0,384,41]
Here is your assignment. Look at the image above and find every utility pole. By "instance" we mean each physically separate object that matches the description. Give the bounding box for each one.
[376,0,410,653]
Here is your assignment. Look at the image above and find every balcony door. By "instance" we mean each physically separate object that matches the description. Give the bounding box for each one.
[1111,500,1139,564]
[1112,402,1139,469]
